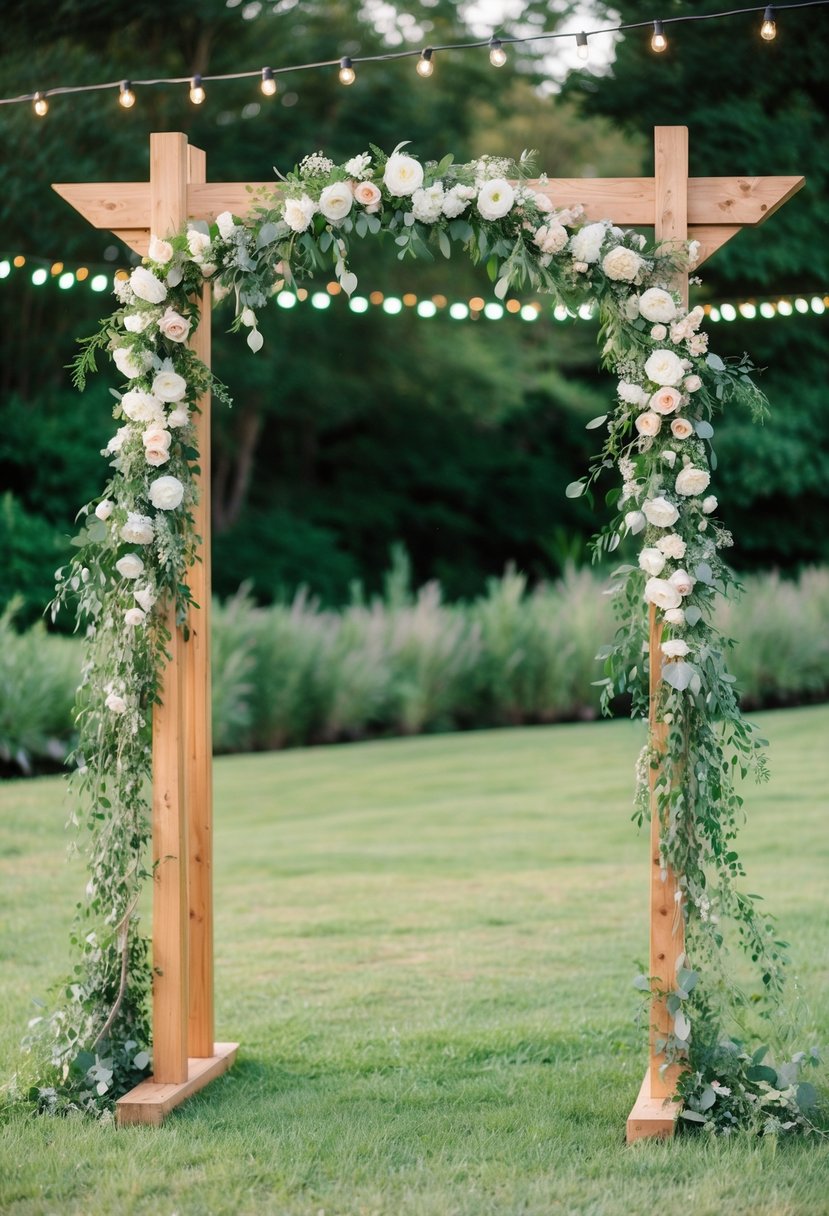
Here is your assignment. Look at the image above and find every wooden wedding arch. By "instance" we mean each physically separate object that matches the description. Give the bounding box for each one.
[54,127,803,1135]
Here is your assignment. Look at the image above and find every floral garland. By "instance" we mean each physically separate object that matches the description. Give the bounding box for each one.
[23,145,819,1130]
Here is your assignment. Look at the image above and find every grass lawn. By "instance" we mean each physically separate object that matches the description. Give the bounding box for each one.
[0,706,827,1215]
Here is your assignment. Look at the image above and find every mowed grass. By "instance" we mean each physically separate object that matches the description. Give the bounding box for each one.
[0,706,827,1216]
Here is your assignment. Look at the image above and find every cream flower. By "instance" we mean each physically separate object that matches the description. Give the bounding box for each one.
[149,475,184,510]
[134,586,157,614]
[642,496,680,528]
[650,387,683,415]
[412,184,445,224]
[441,184,475,218]
[158,308,191,343]
[105,692,127,714]
[662,450,677,468]
[95,499,114,521]
[152,365,187,403]
[675,466,711,497]
[319,182,354,222]
[702,495,718,514]
[115,554,144,579]
[187,228,212,259]
[644,348,686,387]
[120,512,154,545]
[639,287,677,324]
[130,266,167,304]
[624,510,646,535]
[644,577,682,611]
[534,192,554,213]
[283,194,317,233]
[123,312,154,334]
[383,153,424,197]
[105,426,131,455]
[651,324,667,341]
[639,547,667,576]
[671,417,694,440]
[656,533,686,560]
[167,406,190,428]
[353,181,382,212]
[113,347,151,380]
[124,607,146,627]
[148,235,174,264]
[477,178,515,221]
[216,211,237,240]
[669,569,696,596]
[618,381,649,407]
[145,447,170,467]
[344,152,372,178]
[602,245,643,282]
[534,223,568,255]
[684,374,702,393]
[569,222,606,264]
[662,639,690,658]
[121,390,163,424]
[663,607,686,627]
[635,411,662,437]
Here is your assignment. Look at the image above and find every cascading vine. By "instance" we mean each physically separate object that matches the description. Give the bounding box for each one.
[22,143,818,1130]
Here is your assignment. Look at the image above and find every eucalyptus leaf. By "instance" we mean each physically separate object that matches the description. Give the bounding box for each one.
[695,420,714,440]
[565,480,585,499]
[684,606,702,626]
[706,353,726,372]
[585,415,608,430]
[662,661,694,692]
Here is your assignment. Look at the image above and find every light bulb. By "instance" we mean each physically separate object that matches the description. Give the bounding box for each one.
[575,31,589,62]
[261,67,277,96]
[760,6,776,40]
[416,49,434,78]
[119,81,136,108]
[651,20,668,53]
[489,38,507,67]
[189,75,206,104]
[33,91,49,117]
[339,57,356,85]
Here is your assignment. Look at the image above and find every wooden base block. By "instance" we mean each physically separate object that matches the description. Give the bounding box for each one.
[116,1042,238,1127]
[626,1070,681,1143]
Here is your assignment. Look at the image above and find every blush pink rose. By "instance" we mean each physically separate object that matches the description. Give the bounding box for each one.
[635,411,662,437]
[649,386,683,416]
[353,181,382,213]
[158,308,191,343]
[670,417,694,440]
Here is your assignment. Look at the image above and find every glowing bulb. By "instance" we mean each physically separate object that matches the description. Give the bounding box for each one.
[33,92,49,117]
[189,75,206,104]
[339,57,356,85]
[761,6,776,40]
[416,49,434,78]
[651,20,668,53]
[489,38,507,67]
[576,32,589,62]
[261,67,277,96]
[119,81,136,108]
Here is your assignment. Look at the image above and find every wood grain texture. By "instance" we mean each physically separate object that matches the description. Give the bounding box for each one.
[115,1043,238,1127]
[626,1070,681,1143]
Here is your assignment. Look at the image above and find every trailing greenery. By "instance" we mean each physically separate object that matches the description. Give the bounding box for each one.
[18,141,817,1131]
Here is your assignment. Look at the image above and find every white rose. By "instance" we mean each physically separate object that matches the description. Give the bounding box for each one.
[105,692,127,714]
[644,577,682,611]
[702,495,718,514]
[120,512,154,545]
[617,381,649,407]
[134,586,157,614]
[656,533,686,559]
[113,346,150,380]
[684,375,702,393]
[187,228,212,259]
[662,639,690,658]
[145,447,170,467]
[624,510,646,535]
[148,235,174,264]
[158,308,191,344]
[130,265,167,304]
[639,547,666,576]
[115,554,144,579]
[124,607,146,627]
[635,411,662,437]
[283,194,317,233]
[319,181,354,223]
[411,184,445,224]
[638,287,677,324]
[602,245,644,282]
[353,181,382,213]
[663,607,686,627]
[477,178,515,221]
[344,152,371,178]
[95,499,114,521]
[644,348,686,387]
[167,407,189,428]
[149,475,184,510]
[152,366,187,403]
[121,389,163,424]
[569,222,607,264]
[650,387,683,415]
[651,324,667,341]
[533,223,568,255]
[123,312,153,333]
[216,211,237,240]
[675,466,711,497]
[383,153,424,197]
[671,417,694,440]
[441,184,475,218]
[669,569,696,596]
[642,496,680,528]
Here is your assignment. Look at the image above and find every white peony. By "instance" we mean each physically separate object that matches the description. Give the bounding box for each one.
[95,499,114,521]
[663,607,686,627]
[662,639,690,658]
[158,308,191,343]
[702,495,718,514]
[283,194,317,233]
[134,586,157,614]
[124,607,146,627]
[411,184,445,224]
[167,406,189,428]
[617,381,649,407]
[669,569,696,596]
[152,365,187,403]
[656,533,686,560]
[216,211,237,240]
[105,692,127,714]
[642,496,680,528]
[441,184,475,218]
[644,577,682,611]
[121,389,163,424]
[115,554,144,579]
[123,312,154,334]
[638,287,677,324]
[671,417,694,440]
[644,348,686,387]
[383,153,424,197]
[319,182,354,222]
[675,465,711,497]
[120,512,154,545]
[344,152,372,178]
[569,222,607,264]
[639,547,667,576]
[113,346,151,380]
[148,235,174,264]
[148,475,184,510]
[624,510,646,535]
[635,411,661,437]
[602,245,643,282]
[477,178,515,221]
[130,265,167,304]
[533,223,568,255]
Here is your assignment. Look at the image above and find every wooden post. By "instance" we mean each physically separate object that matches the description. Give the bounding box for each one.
[185,143,215,1061]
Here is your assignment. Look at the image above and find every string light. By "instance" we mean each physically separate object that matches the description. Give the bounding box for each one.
[761,5,778,38]
[488,38,507,67]
[651,20,668,52]
[32,92,49,117]
[338,56,356,85]
[260,67,277,96]
[118,81,136,109]
[576,31,590,61]
[416,48,434,77]
[189,75,206,105]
